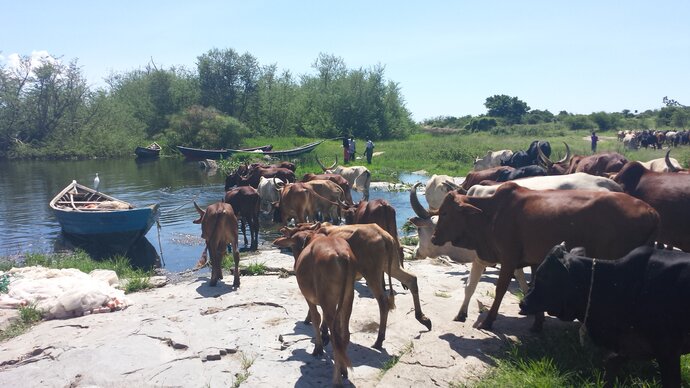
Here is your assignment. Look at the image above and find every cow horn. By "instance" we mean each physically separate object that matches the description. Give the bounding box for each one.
[315,154,327,171]
[193,201,205,216]
[666,149,680,172]
[442,180,461,191]
[328,156,338,170]
[557,142,571,164]
[537,144,553,167]
[410,182,431,219]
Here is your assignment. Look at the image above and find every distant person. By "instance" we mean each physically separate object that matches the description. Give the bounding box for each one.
[342,137,350,163]
[349,138,356,161]
[591,131,599,153]
[365,139,375,164]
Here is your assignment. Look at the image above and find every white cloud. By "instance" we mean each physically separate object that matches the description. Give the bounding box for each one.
[2,50,60,72]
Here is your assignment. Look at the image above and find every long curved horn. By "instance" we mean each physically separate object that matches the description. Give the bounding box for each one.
[557,142,571,163]
[538,144,553,167]
[193,201,205,216]
[327,156,337,170]
[666,149,680,172]
[410,182,431,219]
[315,154,327,171]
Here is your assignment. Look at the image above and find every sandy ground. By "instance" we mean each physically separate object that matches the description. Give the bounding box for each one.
[0,246,547,388]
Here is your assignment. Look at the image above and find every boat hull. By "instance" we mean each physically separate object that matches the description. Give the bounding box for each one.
[135,147,160,159]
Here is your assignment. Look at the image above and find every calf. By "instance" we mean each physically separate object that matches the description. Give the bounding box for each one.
[192,202,241,287]
[275,232,356,386]
[520,243,690,388]
[224,186,261,251]
[302,173,354,205]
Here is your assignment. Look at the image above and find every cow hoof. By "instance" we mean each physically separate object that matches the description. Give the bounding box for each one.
[209,279,218,287]
[312,346,324,357]
[372,341,383,350]
[453,314,467,322]
[477,320,494,330]
[418,316,432,331]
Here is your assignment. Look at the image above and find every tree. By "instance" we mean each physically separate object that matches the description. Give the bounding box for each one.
[590,111,619,131]
[484,95,530,124]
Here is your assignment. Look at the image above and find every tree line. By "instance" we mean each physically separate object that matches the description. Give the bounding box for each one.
[424,94,690,133]
[0,49,416,159]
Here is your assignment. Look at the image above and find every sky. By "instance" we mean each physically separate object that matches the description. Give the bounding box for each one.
[2,1,689,121]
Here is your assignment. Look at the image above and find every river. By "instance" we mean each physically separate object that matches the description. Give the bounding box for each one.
[0,157,430,272]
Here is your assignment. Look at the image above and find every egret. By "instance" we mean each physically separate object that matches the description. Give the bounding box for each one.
[94,173,100,191]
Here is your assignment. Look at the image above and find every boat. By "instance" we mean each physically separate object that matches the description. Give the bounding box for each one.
[135,142,161,159]
[176,144,273,161]
[50,180,160,252]
[177,139,330,160]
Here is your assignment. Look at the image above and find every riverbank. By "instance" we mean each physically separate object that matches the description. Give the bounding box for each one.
[0,247,546,387]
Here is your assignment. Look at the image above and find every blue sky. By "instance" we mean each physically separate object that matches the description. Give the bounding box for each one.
[2,1,689,121]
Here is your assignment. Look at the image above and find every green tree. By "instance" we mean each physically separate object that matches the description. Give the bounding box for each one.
[484,95,530,124]
[589,111,619,131]
[165,105,249,148]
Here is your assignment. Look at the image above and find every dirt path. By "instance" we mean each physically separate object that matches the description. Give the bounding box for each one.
[0,249,541,387]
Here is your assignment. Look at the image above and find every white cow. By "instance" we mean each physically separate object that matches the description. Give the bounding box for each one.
[466,172,623,197]
[473,150,514,171]
[638,150,683,172]
[317,155,371,200]
[424,174,455,211]
[257,176,285,213]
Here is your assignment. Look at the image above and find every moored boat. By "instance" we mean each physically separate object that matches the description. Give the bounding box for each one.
[50,180,160,252]
[135,142,161,159]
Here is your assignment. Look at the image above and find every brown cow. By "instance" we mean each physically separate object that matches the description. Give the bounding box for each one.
[459,166,515,191]
[343,199,402,267]
[614,161,690,251]
[302,173,354,205]
[225,166,296,190]
[275,181,345,225]
[539,143,628,176]
[193,202,241,288]
[280,222,432,349]
[274,232,356,386]
[431,182,659,330]
[224,186,261,251]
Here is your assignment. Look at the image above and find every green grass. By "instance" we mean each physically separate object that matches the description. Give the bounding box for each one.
[0,303,43,342]
[232,352,255,388]
[238,128,690,183]
[379,342,414,377]
[457,327,689,388]
[241,261,268,276]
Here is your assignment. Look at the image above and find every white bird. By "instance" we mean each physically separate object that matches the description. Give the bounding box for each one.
[94,173,100,192]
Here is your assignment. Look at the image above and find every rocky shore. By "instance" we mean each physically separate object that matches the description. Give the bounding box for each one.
[0,247,537,387]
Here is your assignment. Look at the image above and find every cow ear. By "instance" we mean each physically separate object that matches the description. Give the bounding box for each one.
[193,216,203,224]
[272,236,292,248]
[458,202,482,215]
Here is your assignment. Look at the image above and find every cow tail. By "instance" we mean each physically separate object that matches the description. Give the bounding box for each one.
[333,255,353,370]
[387,239,396,311]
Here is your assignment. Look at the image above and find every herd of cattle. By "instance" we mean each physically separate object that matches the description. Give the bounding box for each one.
[192,141,690,387]
[619,129,690,150]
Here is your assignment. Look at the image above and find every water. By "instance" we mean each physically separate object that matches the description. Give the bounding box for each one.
[0,159,431,272]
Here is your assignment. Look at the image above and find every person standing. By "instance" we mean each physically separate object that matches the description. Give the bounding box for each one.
[349,137,356,161]
[591,131,599,153]
[342,137,350,163]
[365,139,375,164]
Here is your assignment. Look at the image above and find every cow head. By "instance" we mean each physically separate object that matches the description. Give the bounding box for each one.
[315,154,338,173]
[192,201,205,224]
[519,243,581,321]
[430,193,484,250]
[612,161,645,193]
[273,223,322,259]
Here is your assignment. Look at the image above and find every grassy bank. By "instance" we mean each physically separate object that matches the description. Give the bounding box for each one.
[242,128,690,181]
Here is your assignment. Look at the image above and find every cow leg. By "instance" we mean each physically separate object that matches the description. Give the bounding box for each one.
[603,353,626,388]
[209,243,223,287]
[478,263,514,330]
[231,249,240,288]
[514,268,529,293]
[240,218,248,247]
[657,353,681,388]
[307,302,324,356]
[389,265,432,330]
[250,217,259,251]
[365,276,389,349]
[456,260,486,322]
[528,264,544,332]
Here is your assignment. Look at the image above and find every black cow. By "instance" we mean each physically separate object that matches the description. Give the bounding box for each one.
[639,131,659,149]
[520,243,690,387]
[502,140,551,168]
[495,165,547,182]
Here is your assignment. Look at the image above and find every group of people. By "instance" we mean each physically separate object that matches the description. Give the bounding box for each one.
[342,136,375,164]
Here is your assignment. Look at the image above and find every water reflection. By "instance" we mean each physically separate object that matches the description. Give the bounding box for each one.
[0,158,432,273]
